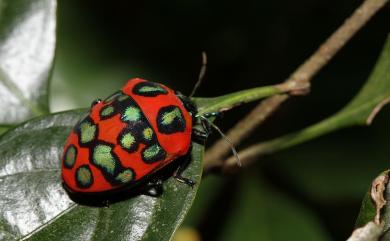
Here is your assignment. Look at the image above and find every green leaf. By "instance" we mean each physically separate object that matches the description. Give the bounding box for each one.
[0,125,10,136]
[355,171,389,228]
[0,111,203,241]
[349,171,389,241]
[0,0,56,124]
[182,175,225,226]
[217,175,332,241]
[194,84,291,115]
[235,35,390,159]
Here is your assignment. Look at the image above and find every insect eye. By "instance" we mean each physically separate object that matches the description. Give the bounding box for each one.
[91,99,102,108]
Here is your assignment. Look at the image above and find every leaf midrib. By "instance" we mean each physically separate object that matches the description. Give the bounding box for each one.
[0,125,72,145]
[21,203,78,241]
[0,168,59,179]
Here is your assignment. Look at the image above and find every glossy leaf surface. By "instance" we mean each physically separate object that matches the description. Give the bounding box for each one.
[0,0,56,124]
[0,111,203,241]
[236,35,390,159]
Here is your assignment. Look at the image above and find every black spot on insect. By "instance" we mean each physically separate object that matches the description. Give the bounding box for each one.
[157,105,186,134]
[75,117,99,147]
[114,96,156,142]
[89,141,136,186]
[75,165,94,189]
[132,81,168,97]
[63,144,77,169]
[117,129,140,153]
[99,104,116,120]
[139,127,156,144]
[112,94,166,164]
[113,95,145,124]
[141,144,167,164]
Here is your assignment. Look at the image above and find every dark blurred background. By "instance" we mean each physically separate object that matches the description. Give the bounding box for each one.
[51,1,390,240]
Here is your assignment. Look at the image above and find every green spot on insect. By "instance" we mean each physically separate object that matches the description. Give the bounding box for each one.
[139,86,165,93]
[143,144,163,159]
[121,133,136,149]
[76,166,93,187]
[80,121,96,143]
[143,127,154,141]
[64,145,77,168]
[93,145,116,175]
[101,106,115,117]
[162,107,183,125]
[115,169,134,183]
[122,106,141,122]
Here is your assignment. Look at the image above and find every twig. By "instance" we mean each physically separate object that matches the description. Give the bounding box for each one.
[204,0,390,172]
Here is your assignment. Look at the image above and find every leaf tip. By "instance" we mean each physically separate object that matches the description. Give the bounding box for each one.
[371,170,390,224]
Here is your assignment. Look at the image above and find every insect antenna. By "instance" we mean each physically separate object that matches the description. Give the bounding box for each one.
[198,115,242,167]
[189,51,207,97]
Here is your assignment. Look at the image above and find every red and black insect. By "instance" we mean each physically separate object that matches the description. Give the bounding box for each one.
[62,78,210,199]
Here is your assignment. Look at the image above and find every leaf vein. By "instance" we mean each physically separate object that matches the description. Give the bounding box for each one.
[20,203,78,241]
[0,169,59,179]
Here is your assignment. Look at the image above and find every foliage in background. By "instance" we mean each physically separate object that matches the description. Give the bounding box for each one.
[0,0,390,241]
[0,0,55,125]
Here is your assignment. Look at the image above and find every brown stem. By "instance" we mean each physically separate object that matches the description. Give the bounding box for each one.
[204,0,390,173]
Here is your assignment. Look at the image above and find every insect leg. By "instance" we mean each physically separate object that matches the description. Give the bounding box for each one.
[173,155,196,187]
[192,127,209,144]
